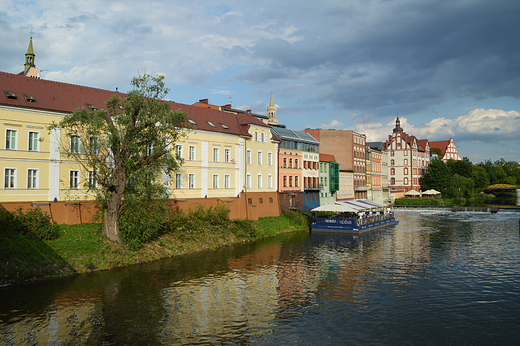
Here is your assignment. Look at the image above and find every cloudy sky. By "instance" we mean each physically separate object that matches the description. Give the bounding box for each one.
[2,0,519,163]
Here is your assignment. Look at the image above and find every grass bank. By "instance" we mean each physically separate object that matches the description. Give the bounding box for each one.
[0,208,309,288]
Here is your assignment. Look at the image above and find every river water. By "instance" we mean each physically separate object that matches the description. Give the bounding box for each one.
[1,210,520,345]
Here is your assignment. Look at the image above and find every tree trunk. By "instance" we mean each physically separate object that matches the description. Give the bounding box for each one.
[103,205,122,243]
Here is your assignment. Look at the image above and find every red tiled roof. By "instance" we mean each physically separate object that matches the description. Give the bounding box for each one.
[320,153,336,162]
[429,140,450,154]
[0,71,258,138]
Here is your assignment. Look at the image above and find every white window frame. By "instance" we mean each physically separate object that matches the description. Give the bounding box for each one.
[257,173,262,189]
[188,173,195,189]
[213,174,219,189]
[88,170,97,189]
[175,173,183,189]
[268,174,273,189]
[257,150,263,166]
[89,136,99,155]
[246,173,252,189]
[69,170,80,189]
[70,135,81,154]
[4,168,16,189]
[225,148,231,163]
[224,174,230,189]
[27,168,38,189]
[189,145,196,161]
[246,149,252,165]
[5,129,17,150]
[268,152,273,166]
[213,147,219,162]
[176,144,183,159]
[28,131,40,151]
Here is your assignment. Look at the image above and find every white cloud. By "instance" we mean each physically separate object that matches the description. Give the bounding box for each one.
[320,119,343,129]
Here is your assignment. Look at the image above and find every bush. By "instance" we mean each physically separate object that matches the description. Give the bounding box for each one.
[119,196,170,250]
[1,207,59,240]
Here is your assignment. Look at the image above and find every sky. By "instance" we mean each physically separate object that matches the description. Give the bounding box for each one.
[1,0,520,163]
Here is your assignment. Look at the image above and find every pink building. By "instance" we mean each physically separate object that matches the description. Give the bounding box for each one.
[429,138,461,162]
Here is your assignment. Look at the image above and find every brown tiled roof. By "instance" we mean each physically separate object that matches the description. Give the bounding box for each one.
[0,71,257,138]
[320,153,336,162]
[429,140,451,154]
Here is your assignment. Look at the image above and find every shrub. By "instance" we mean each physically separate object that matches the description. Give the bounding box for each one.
[119,196,170,250]
[2,207,60,240]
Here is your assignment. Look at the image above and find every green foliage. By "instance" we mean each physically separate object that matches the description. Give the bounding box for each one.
[447,157,473,178]
[422,159,451,194]
[119,196,170,250]
[471,165,489,188]
[446,173,474,199]
[0,207,59,240]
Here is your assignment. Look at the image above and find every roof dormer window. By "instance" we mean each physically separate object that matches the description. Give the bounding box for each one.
[188,119,197,125]
[4,91,17,100]
[23,94,36,103]
[220,123,229,129]
[207,121,216,128]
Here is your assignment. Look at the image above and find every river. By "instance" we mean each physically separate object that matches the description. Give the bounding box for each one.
[1,210,519,345]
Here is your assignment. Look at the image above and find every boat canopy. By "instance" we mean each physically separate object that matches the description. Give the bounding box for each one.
[311,199,387,213]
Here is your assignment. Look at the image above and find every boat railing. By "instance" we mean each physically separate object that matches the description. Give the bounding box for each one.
[357,212,395,226]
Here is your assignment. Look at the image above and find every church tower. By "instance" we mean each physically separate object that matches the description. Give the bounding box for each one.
[393,116,403,133]
[267,92,278,125]
[20,36,41,78]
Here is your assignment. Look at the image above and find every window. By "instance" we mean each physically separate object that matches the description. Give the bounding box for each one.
[246,174,252,189]
[295,176,299,187]
[259,198,263,204]
[295,159,299,169]
[225,174,230,189]
[213,174,219,189]
[246,150,252,165]
[254,132,258,142]
[268,152,273,166]
[391,168,395,175]
[189,146,196,161]
[404,177,409,185]
[175,173,183,189]
[391,178,395,185]
[269,197,273,203]
[4,168,16,188]
[27,169,38,189]
[404,159,408,165]
[289,176,293,187]
[70,135,81,154]
[289,158,293,168]
[213,147,219,162]
[283,158,287,168]
[268,174,273,189]
[189,174,195,189]
[28,131,39,151]
[391,151,394,157]
[207,121,216,128]
[176,144,183,159]
[89,136,99,155]
[248,198,252,205]
[257,151,262,166]
[257,174,262,189]
[5,129,17,150]
[391,159,395,165]
[88,171,97,189]
[404,168,408,175]
[69,170,80,189]
[225,148,231,163]
[283,175,287,187]
[261,133,265,143]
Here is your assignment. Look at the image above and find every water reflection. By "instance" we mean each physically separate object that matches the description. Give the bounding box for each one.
[1,211,520,345]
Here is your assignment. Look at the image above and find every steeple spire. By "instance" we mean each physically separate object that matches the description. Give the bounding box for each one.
[20,34,41,78]
[24,36,35,73]
[267,92,278,125]
[393,110,403,133]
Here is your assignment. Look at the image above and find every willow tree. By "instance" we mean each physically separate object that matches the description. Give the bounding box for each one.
[50,74,188,243]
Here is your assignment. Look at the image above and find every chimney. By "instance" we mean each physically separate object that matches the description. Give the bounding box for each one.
[222,104,232,109]
[246,109,251,113]
[199,99,208,104]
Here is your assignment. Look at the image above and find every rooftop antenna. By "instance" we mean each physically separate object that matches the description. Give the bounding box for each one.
[229,91,233,107]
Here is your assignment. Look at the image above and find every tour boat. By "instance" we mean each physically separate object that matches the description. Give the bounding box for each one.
[311,199,396,234]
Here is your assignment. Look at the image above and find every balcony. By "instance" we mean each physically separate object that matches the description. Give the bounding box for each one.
[304,183,320,190]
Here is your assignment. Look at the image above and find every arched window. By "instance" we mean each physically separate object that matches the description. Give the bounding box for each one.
[404,177,408,185]
[391,178,395,185]
[295,176,299,187]
[289,176,293,187]
[295,159,299,168]
[391,159,395,165]
[391,168,395,175]
[283,175,287,187]
[283,158,287,168]
[289,158,293,168]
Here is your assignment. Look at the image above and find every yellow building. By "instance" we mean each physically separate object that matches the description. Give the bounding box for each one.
[1,70,280,219]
